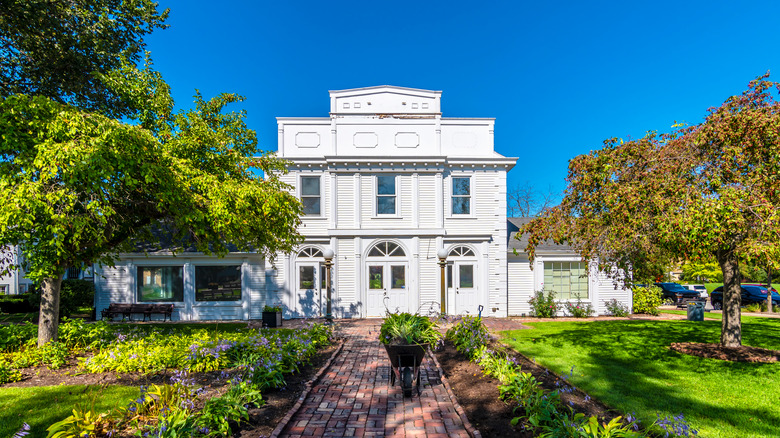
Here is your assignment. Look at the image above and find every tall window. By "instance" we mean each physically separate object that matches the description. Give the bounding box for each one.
[452,177,470,215]
[301,176,321,215]
[376,175,396,215]
[195,265,241,301]
[137,266,184,302]
[543,262,589,300]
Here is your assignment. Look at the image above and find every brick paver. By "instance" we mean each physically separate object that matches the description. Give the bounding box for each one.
[277,320,472,438]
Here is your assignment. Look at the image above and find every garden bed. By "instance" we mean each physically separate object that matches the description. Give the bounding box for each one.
[435,339,623,437]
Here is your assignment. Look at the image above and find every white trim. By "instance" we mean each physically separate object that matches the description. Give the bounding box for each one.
[447,174,474,218]
[299,174,323,217]
[373,174,399,218]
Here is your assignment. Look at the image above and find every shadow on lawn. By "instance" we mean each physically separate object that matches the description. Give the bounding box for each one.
[506,319,780,437]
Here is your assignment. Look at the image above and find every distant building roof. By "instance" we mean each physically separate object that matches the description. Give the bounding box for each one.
[507,217,573,253]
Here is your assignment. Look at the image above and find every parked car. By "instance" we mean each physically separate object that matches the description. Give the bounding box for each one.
[743,283,778,294]
[654,282,701,302]
[684,284,709,299]
[711,285,780,310]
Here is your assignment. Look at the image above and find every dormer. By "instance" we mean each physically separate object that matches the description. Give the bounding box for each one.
[329,85,442,116]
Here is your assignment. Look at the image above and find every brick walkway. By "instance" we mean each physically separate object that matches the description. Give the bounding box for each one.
[278,320,472,438]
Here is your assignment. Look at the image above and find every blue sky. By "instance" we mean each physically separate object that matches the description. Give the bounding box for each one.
[146,0,780,198]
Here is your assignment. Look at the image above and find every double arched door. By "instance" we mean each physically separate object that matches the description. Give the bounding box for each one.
[365,241,408,316]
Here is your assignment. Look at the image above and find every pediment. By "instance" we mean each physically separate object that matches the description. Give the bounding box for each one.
[329,85,441,115]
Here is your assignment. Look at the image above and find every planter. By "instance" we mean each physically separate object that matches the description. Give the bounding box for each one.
[263,311,282,328]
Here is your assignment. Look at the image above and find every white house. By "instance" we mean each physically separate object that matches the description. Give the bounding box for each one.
[0,246,34,295]
[90,86,631,320]
[271,85,516,319]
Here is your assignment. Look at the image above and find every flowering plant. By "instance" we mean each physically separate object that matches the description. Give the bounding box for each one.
[528,290,560,318]
[263,303,283,313]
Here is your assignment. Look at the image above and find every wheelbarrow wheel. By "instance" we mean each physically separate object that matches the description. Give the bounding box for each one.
[402,367,413,397]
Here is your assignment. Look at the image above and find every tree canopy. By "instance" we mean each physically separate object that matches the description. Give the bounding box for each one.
[0,64,303,345]
[522,75,780,347]
[0,0,168,117]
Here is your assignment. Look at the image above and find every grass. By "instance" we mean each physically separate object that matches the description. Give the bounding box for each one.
[0,384,139,438]
[501,318,780,438]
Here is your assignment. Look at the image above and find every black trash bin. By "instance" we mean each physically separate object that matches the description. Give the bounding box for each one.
[687,302,704,321]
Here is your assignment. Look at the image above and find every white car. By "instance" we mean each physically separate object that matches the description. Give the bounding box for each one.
[685,284,709,299]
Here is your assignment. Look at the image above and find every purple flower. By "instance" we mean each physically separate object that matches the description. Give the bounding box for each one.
[12,423,30,438]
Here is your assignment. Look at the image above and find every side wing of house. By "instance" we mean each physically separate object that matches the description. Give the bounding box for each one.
[94,254,266,321]
[507,218,632,316]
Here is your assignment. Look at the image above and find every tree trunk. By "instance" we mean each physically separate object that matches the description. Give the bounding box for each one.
[38,274,64,346]
[717,249,741,347]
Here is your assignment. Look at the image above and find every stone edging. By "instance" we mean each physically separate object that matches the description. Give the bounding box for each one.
[428,349,483,438]
[269,337,346,438]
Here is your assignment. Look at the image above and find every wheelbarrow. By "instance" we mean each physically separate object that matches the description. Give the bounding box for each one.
[383,343,428,397]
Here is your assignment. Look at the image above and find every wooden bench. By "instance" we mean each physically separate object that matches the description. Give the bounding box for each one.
[101,303,174,321]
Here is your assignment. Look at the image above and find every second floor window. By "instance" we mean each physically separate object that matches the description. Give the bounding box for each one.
[376,175,396,215]
[452,177,471,215]
[301,176,321,215]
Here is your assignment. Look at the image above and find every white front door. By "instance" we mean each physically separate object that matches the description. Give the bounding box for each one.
[366,263,408,316]
[447,262,478,315]
[296,263,321,317]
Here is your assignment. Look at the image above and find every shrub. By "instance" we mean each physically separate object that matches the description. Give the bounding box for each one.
[562,295,594,318]
[445,316,490,361]
[0,357,23,383]
[60,279,95,317]
[528,290,560,318]
[605,298,630,317]
[632,286,663,315]
[0,294,37,313]
[379,312,441,346]
[744,302,767,313]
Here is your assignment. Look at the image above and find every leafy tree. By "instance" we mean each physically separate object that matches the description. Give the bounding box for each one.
[0,66,303,345]
[680,262,722,283]
[0,0,168,117]
[521,75,780,347]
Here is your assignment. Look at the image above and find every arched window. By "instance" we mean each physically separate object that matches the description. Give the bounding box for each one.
[448,246,475,257]
[298,247,323,258]
[368,241,405,257]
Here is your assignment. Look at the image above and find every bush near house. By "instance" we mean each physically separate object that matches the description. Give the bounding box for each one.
[528,290,561,318]
[632,285,663,315]
[25,280,94,318]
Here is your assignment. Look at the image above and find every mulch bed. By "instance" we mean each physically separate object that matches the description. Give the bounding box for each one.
[435,340,623,437]
[670,342,780,363]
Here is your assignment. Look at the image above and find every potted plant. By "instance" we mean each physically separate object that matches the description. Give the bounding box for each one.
[379,312,442,397]
[262,303,283,328]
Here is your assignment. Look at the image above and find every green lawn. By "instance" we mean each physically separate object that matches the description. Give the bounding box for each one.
[0,385,139,438]
[501,318,780,438]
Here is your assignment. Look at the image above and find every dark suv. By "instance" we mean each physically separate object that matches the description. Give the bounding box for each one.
[654,282,701,302]
[711,285,780,310]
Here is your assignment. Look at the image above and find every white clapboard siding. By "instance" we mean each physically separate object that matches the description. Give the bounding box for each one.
[418,174,438,228]
[443,171,500,234]
[418,238,440,314]
[246,261,267,319]
[335,239,357,317]
[336,174,356,228]
[489,240,509,317]
[508,257,534,316]
[594,269,633,315]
